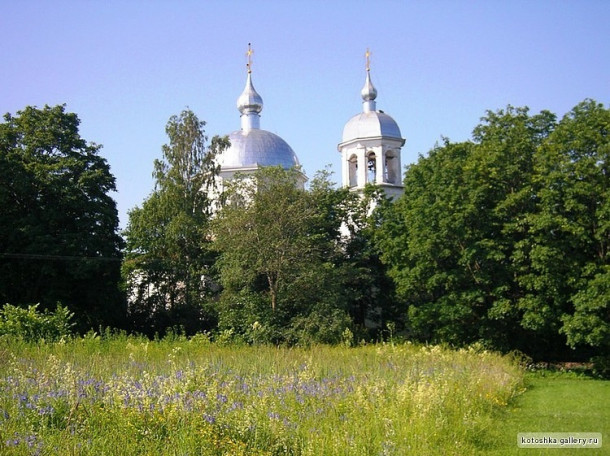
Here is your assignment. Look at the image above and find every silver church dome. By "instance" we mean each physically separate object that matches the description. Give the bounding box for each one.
[220,129,300,169]
[342,111,402,143]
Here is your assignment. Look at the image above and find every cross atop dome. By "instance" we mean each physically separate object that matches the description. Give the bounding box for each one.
[246,42,254,74]
[214,44,302,184]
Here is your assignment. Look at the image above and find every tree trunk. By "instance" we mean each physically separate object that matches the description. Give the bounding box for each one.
[268,275,277,312]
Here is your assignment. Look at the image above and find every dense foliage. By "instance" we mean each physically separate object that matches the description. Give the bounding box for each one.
[0,105,124,330]
[0,303,74,342]
[122,113,391,343]
[122,109,229,336]
[211,167,391,344]
[3,100,608,365]
[377,99,610,361]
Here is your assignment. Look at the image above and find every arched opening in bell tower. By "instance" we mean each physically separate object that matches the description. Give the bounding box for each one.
[367,152,376,184]
[385,150,400,184]
[348,154,358,187]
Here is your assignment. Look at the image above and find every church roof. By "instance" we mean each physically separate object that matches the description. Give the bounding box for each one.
[220,129,299,170]
[342,111,402,143]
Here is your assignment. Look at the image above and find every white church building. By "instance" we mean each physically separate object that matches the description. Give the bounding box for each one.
[127,48,404,316]
[214,47,405,198]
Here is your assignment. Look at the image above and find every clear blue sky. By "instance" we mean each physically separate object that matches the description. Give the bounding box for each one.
[3,1,609,228]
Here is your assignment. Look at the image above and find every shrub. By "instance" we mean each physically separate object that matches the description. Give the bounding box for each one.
[591,355,610,379]
[0,303,74,342]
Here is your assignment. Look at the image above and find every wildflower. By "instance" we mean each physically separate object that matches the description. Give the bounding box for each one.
[38,405,54,415]
[25,434,37,448]
[229,401,243,411]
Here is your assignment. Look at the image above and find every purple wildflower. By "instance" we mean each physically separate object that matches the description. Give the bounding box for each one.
[6,438,20,447]
[229,401,243,411]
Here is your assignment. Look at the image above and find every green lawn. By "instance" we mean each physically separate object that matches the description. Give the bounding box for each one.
[482,371,609,455]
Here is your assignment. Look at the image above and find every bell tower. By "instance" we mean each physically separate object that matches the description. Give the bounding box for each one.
[338,50,405,200]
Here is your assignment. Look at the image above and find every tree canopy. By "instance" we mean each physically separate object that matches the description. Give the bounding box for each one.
[210,167,350,344]
[0,105,124,330]
[377,99,609,361]
[5,99,608,366]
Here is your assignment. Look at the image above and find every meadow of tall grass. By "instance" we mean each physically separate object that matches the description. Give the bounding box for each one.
[0,334,524,455]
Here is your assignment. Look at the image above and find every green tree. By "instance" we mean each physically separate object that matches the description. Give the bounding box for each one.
[378,100,610,361]
[378,140,481,344]
[377,106,557,353]
[212,166,351,344]
[213,166,313,313]
[0,105,124,330]
[523,100,610,360]
[472,107,558,354]
[307,170,399,339]
[122,109,228,336]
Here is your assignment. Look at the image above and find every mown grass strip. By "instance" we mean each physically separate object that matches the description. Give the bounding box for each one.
[481,372,610,455]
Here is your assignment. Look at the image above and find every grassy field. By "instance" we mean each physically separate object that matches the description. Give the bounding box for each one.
[482,371,609,455]
[0,335,605,455]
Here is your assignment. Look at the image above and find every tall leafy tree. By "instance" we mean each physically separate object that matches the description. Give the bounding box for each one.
[377,140,481,344]
[378,100,610,362]
[472,107,558,353]
[212,166,351,344]
[122,109,228,335]
[213,167,315,313]
[377,106,557,353]
[524,100,610,360]
[0,105,124,330]
[307,170,399,338]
